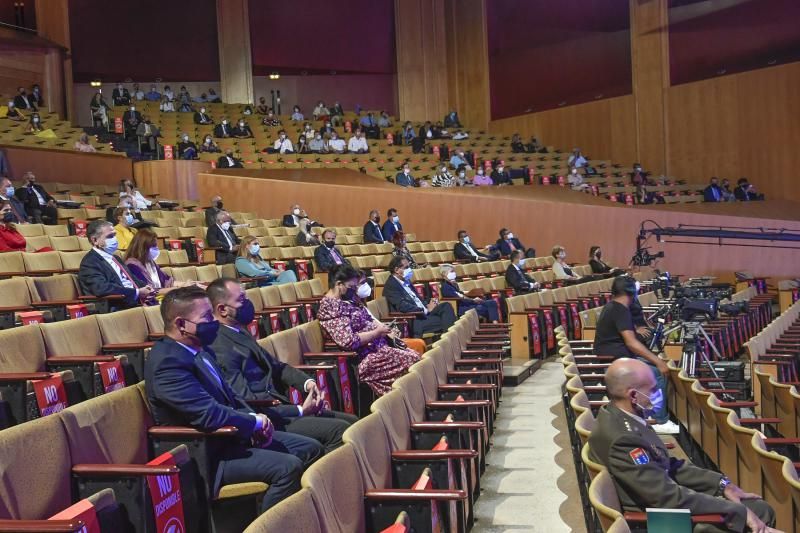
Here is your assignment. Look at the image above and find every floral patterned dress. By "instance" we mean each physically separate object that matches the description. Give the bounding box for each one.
[317,296,420,395]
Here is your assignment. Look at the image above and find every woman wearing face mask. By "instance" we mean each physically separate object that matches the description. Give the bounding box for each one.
[431,165,456,187]
[124,229,205,298]
[73,133,97,153]
[0,200,27,252]
[159,95,175,113]
[551,245,581,282]
[235,236,297,285]
[295,218,320,246]
[178,133,198,160]
[589,245,625,276]
[390,231,420,269]
[25,112,44,134]
[256,97,269,115]
[296,134,311,154]
[472,167,493,186]
[233,119,253,139]
[439,264,500,323]
[200,134,221,153]
[318,264,420,396]
[112,206,138,251]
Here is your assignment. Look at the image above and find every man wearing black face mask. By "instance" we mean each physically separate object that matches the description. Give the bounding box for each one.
[362,209,384,243]
[590,358,777,533]
[207,279,357,453]
[146,287,323,514]
[314,229,350,272]
[204,195,238,228]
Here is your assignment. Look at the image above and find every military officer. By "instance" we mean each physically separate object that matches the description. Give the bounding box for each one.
[589,358,778,533]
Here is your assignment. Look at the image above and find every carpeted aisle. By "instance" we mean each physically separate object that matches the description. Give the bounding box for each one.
[472,361,586,533]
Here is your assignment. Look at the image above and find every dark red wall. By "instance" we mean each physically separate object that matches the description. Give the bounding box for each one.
[0,0,35,30]
[69,0,220,83]
[248,0,395,76]
[486,0,632,120]
[669,0,800,85]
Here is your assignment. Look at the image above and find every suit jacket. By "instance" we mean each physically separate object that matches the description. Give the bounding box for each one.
[213,123,232,138]
[314,244,350,272]
[505,264,536,294]
[491,170,512,185]
[363,221,384,243]
[232,126,253,138]
[122,110,142,127]
[15,184,53,212]
[703,184,722,202]
[734,186,757,201]
[14,94,36,110]
[194,111,213,124]
[588,404,746,531]
[135,123,160,138]
[395,172,415,187]
[454,242,488,262]
[111,88,130,106]
[498,237,525,257]
[209,325,311,418]
[282,214,299,227]
[383,275,426,314]
[382,220,403,241]
[216,155,243,169]
[78,248,144,307]
[206,224,240,264]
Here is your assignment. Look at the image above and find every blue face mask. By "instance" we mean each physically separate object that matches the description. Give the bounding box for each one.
[103,236,119,255]
[463,236,471,244]
[635,388,664,418]
[403,268,413,283]
[5,186,14,197]
[124,214,135,225]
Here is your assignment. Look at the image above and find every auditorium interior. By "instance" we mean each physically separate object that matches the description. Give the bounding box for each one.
[0,0,799,532]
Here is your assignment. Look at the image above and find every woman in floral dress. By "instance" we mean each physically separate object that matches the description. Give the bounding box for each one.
[318,265,420,395]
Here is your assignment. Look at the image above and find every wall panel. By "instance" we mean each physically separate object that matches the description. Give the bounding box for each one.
[2,145,132,184]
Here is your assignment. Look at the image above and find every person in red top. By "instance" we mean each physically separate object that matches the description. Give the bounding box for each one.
[0,200,26,252]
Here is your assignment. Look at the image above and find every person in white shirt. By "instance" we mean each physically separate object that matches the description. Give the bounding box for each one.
[568,147,587,168]
[272,130,295,154]
[568,167,590,191]
[119,179,152,211]
[290,105,304,121]
[312,101,329,120]
[347,129,369,154]
[163,85,175,101]
[327,132,346,153]
[132,83,145,101]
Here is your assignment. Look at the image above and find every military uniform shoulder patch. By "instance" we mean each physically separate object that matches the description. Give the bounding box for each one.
[629,447,649,465]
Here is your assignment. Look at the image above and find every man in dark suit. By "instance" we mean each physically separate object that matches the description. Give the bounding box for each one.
[111,83,130,107]
[282,204,322,228]
[734,178,763,201]
[15,172,57,224]
[206,211,240,265]
[395,164,416,187]
[703,177,723,203]
[194,106,214,125]
[217,149,243,169]
[505,250,540,294]
[363,210,384,243]
[78,220,153,308]
[122,105,143,140]
[589,358,775,532]
[0,177,27,223]
[381,208,403,242]
[383,256,456,337]
[453,230,490,262]
[205,195,229,228]
[13,87,36,111]
[207,279,357,453]
[491,164,512,186]
[232,120,253,139]
[497,228,533,258]
[214,119,232,138]
[145,287,323,514]
[314,229,350,272]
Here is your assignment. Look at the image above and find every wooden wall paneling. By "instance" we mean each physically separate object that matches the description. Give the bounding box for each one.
[34,0,71,120]
[133,160,210,203]
[216,0,253,105]
[2,145,132,185]
[0,48,45,97]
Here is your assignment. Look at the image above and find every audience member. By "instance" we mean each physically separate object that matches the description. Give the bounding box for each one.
[194,106,214,125]
[497,228,532,257]
[207,278,356,450]
[200,134,221,153]
[0,148,7,176]
[207,88,221,103]
[24,112,44,134]
[402,122,417,145]
[359,113,380,139]
[505,250,540,294]
[30,84,44,107]
[703,177,723,202]
[0,200,26,251]
[235,236,297,284]
[391,231,419,269]
[217,148,244,169]
[111,83,130,106]
[112,206,138,251]
[395,163,416,187]
[591,277,675,433]
[290,106,304,121]
[551,245,581,282]
[295,218,320,246]
[630,162,648,185]
[472,167,493,186]
[282,204,321,228]
[443,110,461,128]
[0,178,27,223]
[308,133,326,153]
[193,92,208,104]
[327,132,346,153]
[214,119,232,138]
[15,172,57,224]
[383,256,456,336]
[125,229,203,294]
[159,95,175,113]
[242,105,254,116]
[206,211,240,264]
[511,134,526,153]
[256,97,269,115]
[176,86,193,112]
[363,210,385,243]
[5,101,24,122]
[178,134,198,160]
[119,180,152,211]
[589,246,624,276]
[527,136,546,153]
[78,219,153,307]
[144,85,161,101]
[382,208,403,241]
[145,286,323,514]
[301,122,315,141]
[314,229,350,272]
[589,358,775,529]
[123,104,143,140]
[347,129,369,153]
[377,111,392,128]
[439,264,499,322]
[567,147,587,168]
[262,109,281,127]
[296,135,311,154]
[319,121,335,137]
[491,164,512,185]
[89,92,110,128]
[432,165,456,187]
[232,119,253,139]
[131,83,144,101]
[453,230,490,262]
[271,130,295,154]
[449,149,471,171]
[135,117,161,153]
[734,177,763,201]
[720,178,736,202]
[205,196,228,227]
[74,133,97,153]
[318,264,420,395]
[329,101,344,126]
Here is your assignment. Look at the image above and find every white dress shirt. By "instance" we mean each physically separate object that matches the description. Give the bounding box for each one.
[274,138,294,154]
[348,136,369,152]
[400,280,427,314]
[328,138,346,152]
[94,248,138,295]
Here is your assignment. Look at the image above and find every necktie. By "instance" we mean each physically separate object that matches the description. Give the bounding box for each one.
[111,255,135,287]
[508,240,516,252]
[331,248,343,265]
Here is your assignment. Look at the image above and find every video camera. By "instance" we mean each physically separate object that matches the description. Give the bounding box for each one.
[630,246,664,267]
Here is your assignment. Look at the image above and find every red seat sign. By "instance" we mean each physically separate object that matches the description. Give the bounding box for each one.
[33,375,68,416]
[98,360,126,393]
[146,453,186,533]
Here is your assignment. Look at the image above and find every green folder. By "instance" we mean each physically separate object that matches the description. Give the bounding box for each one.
[646,508,692,533]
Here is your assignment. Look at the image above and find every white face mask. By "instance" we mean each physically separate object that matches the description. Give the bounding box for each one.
[221,221,231,231]
[507,233,514,239]
[200,108,206,113]
[403,169,409,174]
[249,244,260,255]
[446,271,457,281]
[498,167,504,172]
[357,283,372,299]
[293,208,301,215]
[149,247,161,261]
[183,136,189,141]
[222,120,228,125]
[239,122,245,127]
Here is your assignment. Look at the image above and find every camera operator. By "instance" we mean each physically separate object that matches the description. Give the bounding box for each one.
[630,292,654,345]
[593,276,679,434]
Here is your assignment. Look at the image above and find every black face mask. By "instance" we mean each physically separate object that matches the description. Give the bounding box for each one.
[216,201,223,209]
[183,319,220,346]
[2,212,13,223]
[373,216,380,223]
[325,241,335,249]
[232,299,256,325]
[596,252,602,259]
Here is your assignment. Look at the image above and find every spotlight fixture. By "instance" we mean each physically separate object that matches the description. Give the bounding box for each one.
[269,72,280,80]
[90,80,102,88]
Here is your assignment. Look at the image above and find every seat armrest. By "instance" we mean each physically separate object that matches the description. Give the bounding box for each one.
[102,342,155,350]
[47,355,116,364]
[427,400,492,408]
[295,364,335,371]
[365,489,467,501]
[72,464,179,476]
[247,399,282,407]
[30,300,83,307]
[79,294,125,302]
[461,349,504,356]
[0,372,53,382]
[148,426,239,438]
[438,383,496,391]
[391,450,478,460]
[303,351,356,358]
[720,401,758,408]
[411,421,485,431]
[623,512,724,524]
[740,418,782,425]
[0,305,33,312]
[0,519,85,532]
[764,437,800,446]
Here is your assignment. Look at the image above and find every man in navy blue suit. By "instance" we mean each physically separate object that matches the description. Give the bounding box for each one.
[363,210,385,243]
[145,286,323,514]
[78,220,154,308]
[382,208,403,242]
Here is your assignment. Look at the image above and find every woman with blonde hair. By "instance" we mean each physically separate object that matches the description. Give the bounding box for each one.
[235,235,297,285]
[551,245,580,282]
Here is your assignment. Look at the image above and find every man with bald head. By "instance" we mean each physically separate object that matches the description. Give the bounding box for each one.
[589,358,777,533]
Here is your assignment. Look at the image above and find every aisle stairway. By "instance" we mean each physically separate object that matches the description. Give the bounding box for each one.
[473,361,585,533]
